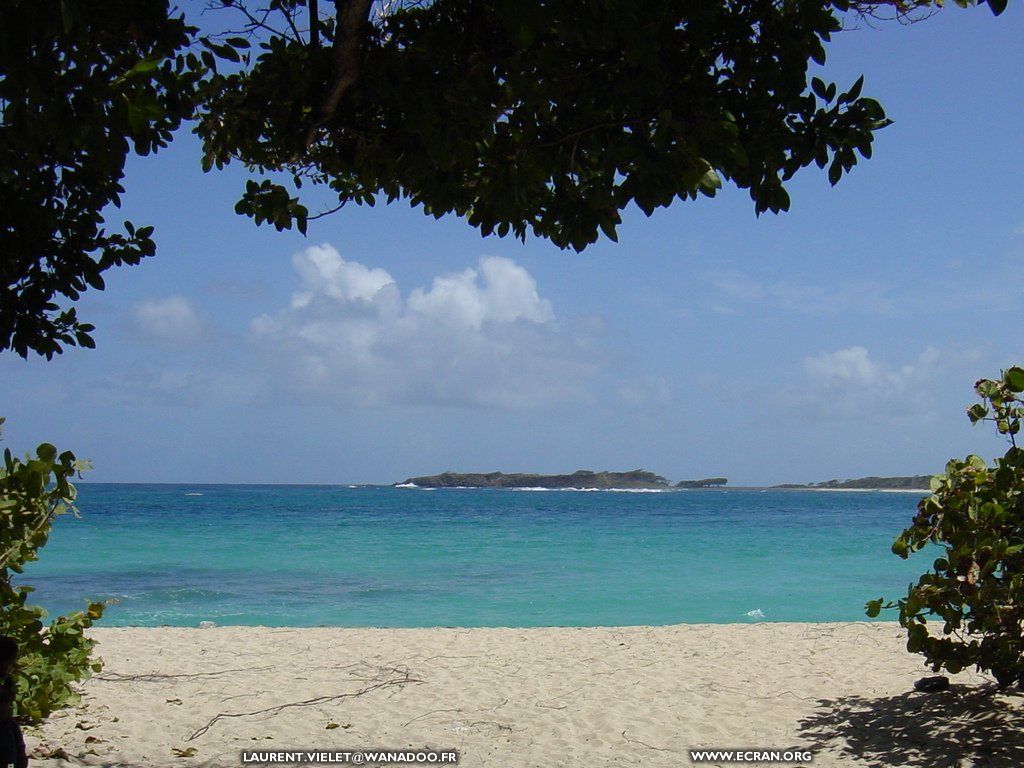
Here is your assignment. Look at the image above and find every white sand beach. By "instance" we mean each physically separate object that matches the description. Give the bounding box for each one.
[27,623,1022,768]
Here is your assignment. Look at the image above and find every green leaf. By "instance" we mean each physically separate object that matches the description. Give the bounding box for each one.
[1005,367,1024,392]
[35,443,58,463]
[845,75,864,102]
[117,57,163,83]
[891,538,909,558]
[828,161,843,186]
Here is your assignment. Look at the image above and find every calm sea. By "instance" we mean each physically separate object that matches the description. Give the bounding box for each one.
[19,484,929,627]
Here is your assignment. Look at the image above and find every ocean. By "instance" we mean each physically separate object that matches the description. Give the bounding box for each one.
[20,483,930,627]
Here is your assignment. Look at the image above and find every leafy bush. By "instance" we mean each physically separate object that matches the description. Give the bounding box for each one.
[867,368,1024,687]
[0,417,105,721]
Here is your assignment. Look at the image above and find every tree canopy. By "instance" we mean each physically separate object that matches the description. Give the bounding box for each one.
[0,1,199,358]
[0,0,1008,358]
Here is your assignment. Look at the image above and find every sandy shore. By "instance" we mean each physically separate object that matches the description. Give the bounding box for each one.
[26,623,1022,767]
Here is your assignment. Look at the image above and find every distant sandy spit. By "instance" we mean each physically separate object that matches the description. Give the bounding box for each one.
[26,624,1022,767]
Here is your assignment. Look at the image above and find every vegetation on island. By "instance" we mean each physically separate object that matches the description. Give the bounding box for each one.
[775,476,933,490]
[6,0,1008,358]
[401,470,669,489]
[675,478,729,488]
[868,368,1024,688]
[0,419,105,721]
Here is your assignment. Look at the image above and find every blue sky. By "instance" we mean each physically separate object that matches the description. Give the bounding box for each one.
[2,6,1023,485]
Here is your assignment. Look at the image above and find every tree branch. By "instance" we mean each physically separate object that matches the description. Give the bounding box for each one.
[846,0,939,25]
[303,0,371,147]
[309,0,320,48]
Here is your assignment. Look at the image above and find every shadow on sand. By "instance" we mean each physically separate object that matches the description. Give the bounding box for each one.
[798,683,1024,767]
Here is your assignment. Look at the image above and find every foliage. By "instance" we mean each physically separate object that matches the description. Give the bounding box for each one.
[198,0,1007,255]
[200,0,892,251]
[0,417,105,721]
[0,1,200,359]
[812,475,933,489]
[0,0,1010,360]
[676,478,729,488]
[867,367,1024,687]
[853,0,1009,18]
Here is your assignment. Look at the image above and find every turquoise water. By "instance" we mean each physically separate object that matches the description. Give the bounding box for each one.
[20,484,928,627]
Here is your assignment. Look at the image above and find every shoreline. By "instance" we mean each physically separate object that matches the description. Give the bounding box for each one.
[74,618,908,630]
[77,482,932,492]
[28,623,1019,767]
[394,485,932,493]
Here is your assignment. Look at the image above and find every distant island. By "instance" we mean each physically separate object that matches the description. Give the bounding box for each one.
[397,469,670,489]
[773,475,933,490]
[394,471,932,491]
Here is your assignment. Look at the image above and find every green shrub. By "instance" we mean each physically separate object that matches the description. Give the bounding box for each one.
[0,417,105,721]
[867,368,1024,687]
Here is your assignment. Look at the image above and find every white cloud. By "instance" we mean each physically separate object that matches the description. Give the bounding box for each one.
[797,346,944,419]
[805,346,888,387]
[251,245,597,408]
[133,296,203,345]
[408,256,553,329]
[290,244,395,307]
[805,346,941,389]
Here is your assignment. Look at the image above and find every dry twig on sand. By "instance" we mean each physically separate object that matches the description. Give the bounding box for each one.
[95,666,274,683]
[188,666,422,740]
